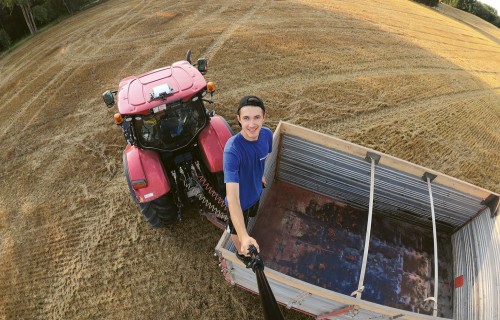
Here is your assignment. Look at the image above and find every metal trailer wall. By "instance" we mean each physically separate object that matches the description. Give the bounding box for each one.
[452,208,500,320]
[277,134,486,232]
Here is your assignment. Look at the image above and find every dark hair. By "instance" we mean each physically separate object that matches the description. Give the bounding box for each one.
[237,96,265,115]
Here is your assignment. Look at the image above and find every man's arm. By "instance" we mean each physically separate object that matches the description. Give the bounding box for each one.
[226,182,260,255]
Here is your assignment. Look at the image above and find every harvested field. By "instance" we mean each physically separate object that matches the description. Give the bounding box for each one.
[0,0,498,319]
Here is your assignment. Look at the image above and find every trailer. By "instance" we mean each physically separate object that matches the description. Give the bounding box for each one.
[215,121,499,320]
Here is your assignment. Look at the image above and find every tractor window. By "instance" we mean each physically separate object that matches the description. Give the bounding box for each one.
[133,98,206,151]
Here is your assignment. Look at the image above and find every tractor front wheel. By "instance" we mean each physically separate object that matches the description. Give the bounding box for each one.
[138,193,177,228]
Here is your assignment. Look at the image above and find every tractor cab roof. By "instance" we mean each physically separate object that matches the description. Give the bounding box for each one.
[117,61,207,115]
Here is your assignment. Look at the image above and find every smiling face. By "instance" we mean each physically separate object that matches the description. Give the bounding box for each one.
[237,106,266,141]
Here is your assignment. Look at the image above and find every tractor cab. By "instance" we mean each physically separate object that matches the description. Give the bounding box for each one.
[103,57,215,153]
[132,96,207,152]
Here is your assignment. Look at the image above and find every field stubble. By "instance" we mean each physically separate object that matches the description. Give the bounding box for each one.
[0,0,498,319]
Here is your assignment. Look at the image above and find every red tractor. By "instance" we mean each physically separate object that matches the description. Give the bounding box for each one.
[103,51,233,228]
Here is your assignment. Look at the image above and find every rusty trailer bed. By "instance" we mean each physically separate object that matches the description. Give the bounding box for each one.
[252,180,453,317]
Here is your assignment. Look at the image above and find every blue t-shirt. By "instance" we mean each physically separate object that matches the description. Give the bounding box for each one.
[223,126,273,211]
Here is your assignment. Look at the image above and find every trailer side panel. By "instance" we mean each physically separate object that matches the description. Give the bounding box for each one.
[452,208,500,320]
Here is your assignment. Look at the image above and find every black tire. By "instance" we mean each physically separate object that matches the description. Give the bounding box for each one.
[138,192,177,228]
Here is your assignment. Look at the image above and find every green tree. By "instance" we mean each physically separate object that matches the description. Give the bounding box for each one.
[39,0,57,22]
[442,0,476,11]
[456,0,476,11]
[479,2,497,17]
[0,28,11,50]
[441,0,500,27]
[62,0,74,14]
[32,4,49,23]
[61,0,85,14]
[1,0,38,34]
[413,0,439,7]
[494,16,500,27]
[472,2,498,24]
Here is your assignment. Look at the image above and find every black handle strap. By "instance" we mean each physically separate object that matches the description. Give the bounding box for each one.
[248,245,285,320]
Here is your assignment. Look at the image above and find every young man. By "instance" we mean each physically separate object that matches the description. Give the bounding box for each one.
[223,96,273,263]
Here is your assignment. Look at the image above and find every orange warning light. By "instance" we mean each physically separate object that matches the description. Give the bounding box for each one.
[207,82,216,93]
[114,113,123,125]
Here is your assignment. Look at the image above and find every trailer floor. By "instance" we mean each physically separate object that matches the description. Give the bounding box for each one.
[252,181,453,318]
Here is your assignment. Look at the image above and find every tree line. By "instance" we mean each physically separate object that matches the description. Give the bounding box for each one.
[414,0,500,27]
[1,0,499,53]
[443,0,500,26]
[0,0,98,52]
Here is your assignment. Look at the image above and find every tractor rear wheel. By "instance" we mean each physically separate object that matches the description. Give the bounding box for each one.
[139,193,177,228]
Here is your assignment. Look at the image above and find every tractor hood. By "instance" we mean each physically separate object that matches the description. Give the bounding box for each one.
[117,61,207,114]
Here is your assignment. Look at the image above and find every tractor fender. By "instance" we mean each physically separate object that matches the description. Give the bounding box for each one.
[123,145,170,203]
[198,115,234,173]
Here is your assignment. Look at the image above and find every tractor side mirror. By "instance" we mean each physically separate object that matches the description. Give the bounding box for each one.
[102,90,115,107]
[197,58,208,74]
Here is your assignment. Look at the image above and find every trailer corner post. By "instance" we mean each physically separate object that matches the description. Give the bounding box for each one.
[355,153,380,299]
[423,172,438,317]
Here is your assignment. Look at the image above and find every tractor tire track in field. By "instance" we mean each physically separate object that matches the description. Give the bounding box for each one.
[59,2,183,66]
[0,65,75,140]
[0,28,82,104]
[138,0,235,71]
[329,86,500,134]
[66,0,214,71]
[1,0,159,139]
[39,196,121,318]
[280,86,499,136]
[56,0,159,64]
[310,0,500,47]
[435,4,500,45]
[85,0,236,83]
[0,0,120,89]
[201,0,267,61]
[223,64,497,99]
[0,22,79,87]
[0,1,142,113]
[5,0,152,73]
